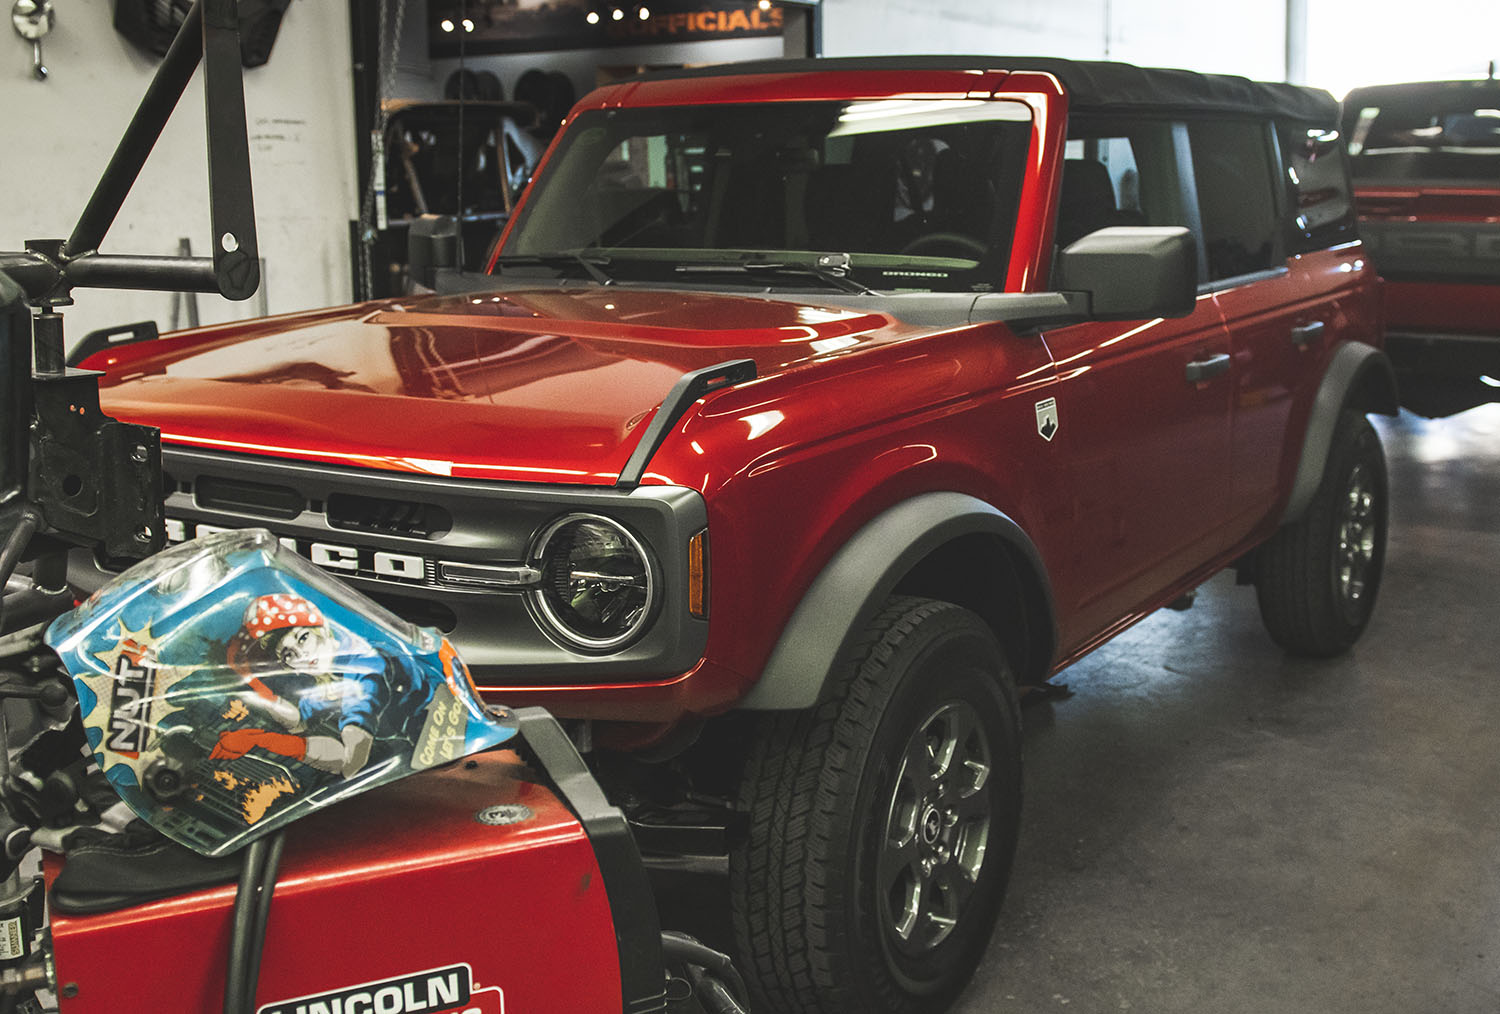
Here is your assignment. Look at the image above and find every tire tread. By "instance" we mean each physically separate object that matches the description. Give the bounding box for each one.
[730,596,1018,1014]
[1255,410,1387,656]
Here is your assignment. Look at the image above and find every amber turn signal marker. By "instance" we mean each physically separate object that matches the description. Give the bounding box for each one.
[688,529,708,618]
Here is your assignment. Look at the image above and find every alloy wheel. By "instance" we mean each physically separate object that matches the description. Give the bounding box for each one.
[1336,461,1378,610]
[878,700,993,958]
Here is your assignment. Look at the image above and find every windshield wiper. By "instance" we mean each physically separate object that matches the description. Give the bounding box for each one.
[494,252,613,285]
[675,256,876,295]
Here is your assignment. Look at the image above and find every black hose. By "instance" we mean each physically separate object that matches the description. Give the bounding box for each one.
[221,830,289,1014]
[685,964,749,1014]
[660,931,750,1012]
[223,837,269,1014]
[242,830,286,1004]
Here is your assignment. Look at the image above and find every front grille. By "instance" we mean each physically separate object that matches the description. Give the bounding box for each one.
[327,491,452,539]
[195,474,305,519]
[144,446,709,686]
[366,590,458,633]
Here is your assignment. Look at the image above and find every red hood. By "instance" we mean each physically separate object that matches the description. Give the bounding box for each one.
[93,287,902,484]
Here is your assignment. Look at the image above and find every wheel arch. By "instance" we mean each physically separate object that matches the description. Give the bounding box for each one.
[1281,340,1399,525]
[738,492,1057,710]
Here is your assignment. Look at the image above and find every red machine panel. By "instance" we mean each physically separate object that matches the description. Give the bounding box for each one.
[48,752,623,1014]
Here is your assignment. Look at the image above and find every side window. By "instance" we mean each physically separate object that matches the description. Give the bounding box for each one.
[1278,124,1356,253]
[1059,118,1185,249]
[1187,120,1280,280]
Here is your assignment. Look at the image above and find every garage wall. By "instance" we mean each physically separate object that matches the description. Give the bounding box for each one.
[0,4,358,344]
[818,0,1286,81]
[426,35,787,108]
[395,4,442,101]
[411,1,1288,105]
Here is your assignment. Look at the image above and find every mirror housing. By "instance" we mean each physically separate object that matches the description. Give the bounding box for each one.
[1054,226,1198,321]
[406,214,460,292]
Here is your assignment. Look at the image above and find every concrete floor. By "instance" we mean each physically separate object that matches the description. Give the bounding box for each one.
[956,404,1500,1013]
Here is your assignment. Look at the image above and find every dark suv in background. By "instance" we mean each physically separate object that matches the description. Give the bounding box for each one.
[1344,77,1500,416]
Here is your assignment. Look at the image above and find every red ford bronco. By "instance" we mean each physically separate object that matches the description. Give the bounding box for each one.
[1343,77,1500,417]
[76,56,1396,1014]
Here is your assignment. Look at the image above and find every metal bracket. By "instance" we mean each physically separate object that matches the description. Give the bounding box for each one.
[27,370,165,560]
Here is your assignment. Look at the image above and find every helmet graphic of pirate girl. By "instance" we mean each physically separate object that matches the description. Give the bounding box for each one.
[227,592,332,675]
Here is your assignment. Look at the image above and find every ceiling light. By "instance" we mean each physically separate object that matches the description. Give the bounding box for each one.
[440,18,455,32]
[611,7,624,20]
[462,18,475,31]
[586,10,600,23]
[758,0,772,9]
[638,6,650,18]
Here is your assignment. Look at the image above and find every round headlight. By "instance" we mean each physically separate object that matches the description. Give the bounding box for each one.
[529,514,657,651]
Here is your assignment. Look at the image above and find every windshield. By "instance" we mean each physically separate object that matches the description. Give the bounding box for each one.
[1346,93,1500,183]
[500,99,1033,293]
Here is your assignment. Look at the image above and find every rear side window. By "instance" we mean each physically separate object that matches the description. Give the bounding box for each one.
[1278,125,1356,254]
[1346,97,1500,183]
[1188,120,1281,281]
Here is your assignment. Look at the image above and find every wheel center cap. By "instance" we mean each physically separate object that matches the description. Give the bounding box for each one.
[921,805,943,845]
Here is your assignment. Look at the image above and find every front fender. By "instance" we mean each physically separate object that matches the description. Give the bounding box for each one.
[739,491,1056,710]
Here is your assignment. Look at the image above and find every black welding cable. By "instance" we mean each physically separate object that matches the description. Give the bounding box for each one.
[660,931,750,1009]
[241,829,287,1009]
[684,964,748,1014]
[224,836,270,1014]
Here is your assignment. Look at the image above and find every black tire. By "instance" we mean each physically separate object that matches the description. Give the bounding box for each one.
[443,68,503,102]
[730,596,1022,1014]
[443,68,481,100]
[1255,410,1388,656]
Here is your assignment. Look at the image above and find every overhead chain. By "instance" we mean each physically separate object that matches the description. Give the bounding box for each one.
[357,0,409,301]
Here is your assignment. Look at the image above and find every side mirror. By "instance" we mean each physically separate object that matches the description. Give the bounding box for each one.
[1054,226,1198,321]
[405,214,460,293]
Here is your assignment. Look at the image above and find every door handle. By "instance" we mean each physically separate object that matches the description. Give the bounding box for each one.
[1185,352,1231,383]
[1290,321,1325,347]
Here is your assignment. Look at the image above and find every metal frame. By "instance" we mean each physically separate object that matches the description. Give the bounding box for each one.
[0,0,257,574]
[0,0,259,305]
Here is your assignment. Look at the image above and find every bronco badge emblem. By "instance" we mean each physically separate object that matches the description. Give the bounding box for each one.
[1035,397,1059,442]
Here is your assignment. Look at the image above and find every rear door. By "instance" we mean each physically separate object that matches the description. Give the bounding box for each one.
[1190,117,1332,547]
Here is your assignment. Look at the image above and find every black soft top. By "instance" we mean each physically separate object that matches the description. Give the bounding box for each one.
[629,55,1337,125]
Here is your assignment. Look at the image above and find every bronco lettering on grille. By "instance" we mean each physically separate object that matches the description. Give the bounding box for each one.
[165,519,428,585]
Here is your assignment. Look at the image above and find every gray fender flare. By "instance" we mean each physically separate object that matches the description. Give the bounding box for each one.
[1282,341,1399,524]
[739,491,1056,710]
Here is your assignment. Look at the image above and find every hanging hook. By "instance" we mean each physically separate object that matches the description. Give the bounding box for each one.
[11,0,53,81]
